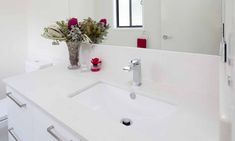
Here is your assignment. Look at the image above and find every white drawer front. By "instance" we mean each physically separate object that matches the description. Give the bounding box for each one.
[32,106,85,141]
[7,87,33,141]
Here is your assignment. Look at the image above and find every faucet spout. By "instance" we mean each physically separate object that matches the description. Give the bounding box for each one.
[123,66,132,71]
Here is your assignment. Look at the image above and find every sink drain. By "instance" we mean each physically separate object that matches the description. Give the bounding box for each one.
[120,118,132,126]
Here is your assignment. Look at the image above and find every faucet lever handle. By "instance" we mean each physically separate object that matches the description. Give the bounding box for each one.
[130,59,141,65]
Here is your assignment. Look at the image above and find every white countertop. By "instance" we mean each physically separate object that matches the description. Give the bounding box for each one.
[3,65,220,141]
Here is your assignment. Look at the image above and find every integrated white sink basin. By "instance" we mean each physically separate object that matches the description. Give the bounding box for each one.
[72,82,176,130]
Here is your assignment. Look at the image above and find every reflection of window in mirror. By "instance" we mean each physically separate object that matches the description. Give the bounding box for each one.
[116,0,143,28]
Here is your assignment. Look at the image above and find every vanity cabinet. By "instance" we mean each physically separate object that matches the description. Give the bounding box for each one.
[6,87,84,141]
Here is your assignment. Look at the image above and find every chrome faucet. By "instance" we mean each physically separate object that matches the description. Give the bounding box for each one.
[123,59,142,86]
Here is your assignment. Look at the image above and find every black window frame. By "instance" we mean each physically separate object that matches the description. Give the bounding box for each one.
[116,0,143,28]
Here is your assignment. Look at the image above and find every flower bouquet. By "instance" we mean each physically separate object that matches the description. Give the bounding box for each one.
[42,17,109,69]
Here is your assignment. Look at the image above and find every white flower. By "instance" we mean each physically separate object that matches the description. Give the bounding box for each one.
[42,25,66,41]
[47,26,64,38]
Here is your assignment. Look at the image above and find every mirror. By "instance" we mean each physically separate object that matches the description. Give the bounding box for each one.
[28,0,222,55]
[91,0,222,55]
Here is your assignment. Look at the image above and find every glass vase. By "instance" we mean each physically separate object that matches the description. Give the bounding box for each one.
[66,41,81,70]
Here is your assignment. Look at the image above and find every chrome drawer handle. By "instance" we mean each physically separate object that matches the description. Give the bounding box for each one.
[6,92,26,108]
[47,125,73,141]
[0,115,8,123]
[8,128,21,141]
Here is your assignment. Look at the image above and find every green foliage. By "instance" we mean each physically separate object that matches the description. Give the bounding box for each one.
[55,21,71,40]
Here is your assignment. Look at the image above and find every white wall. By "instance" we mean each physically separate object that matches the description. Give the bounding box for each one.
[27,0,94,64]
[0,0,28,99]
[93,0,161,50]
[92,45,219,93]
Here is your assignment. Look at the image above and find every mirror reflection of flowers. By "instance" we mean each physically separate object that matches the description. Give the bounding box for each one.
[80,17,110,44]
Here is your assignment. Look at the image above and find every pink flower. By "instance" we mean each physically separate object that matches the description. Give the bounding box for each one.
[68,18,78,30]
[99,19,107,27]
[91,58,102,65]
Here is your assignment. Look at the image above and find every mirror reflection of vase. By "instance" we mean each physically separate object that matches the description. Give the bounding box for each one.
[79,43,94,71]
